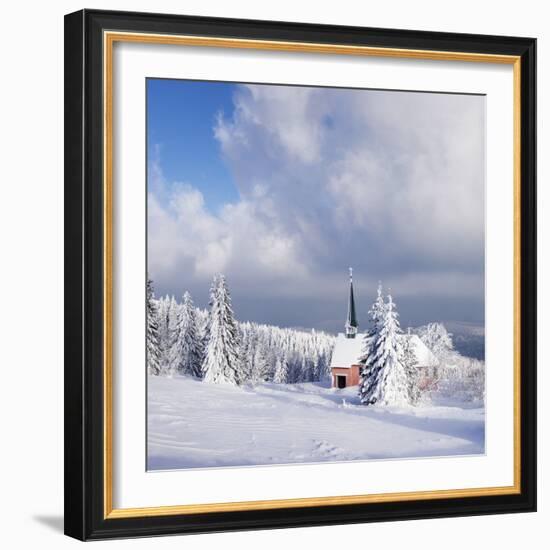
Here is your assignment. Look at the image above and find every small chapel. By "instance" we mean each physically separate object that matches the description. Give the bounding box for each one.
[330,269,364,388]
[330,269,438,389]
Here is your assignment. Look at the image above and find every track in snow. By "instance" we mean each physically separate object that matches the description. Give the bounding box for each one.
[147,375,485,470]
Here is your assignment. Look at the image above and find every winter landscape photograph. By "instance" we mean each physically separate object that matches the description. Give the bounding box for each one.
[146,79,486,470]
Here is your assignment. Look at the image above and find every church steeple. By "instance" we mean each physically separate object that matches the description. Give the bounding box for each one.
[345,267,358,338]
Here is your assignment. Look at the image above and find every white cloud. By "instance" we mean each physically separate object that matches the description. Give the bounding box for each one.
[215,85,327,165]
[214,86,485,268]
[148,182,308,297]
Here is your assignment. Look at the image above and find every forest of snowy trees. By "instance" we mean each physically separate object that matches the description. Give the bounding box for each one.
[147,275,484,406]
[147,274,335,385]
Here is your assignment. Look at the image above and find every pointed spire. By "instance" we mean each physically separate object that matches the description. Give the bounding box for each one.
[345,267,358,338]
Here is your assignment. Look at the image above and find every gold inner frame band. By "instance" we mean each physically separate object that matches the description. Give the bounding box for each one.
[103,30,522,520]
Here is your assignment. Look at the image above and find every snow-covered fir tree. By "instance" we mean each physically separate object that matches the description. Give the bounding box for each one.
[358,281,386,387]
[416,322,455,362]
[156,294,180,374]
[415,322,485,403]
[313,349,328,382]
[273,355,289,384]
[402,327,420,404]
[252,343,272,383]
[237,329,254,384]
[146,277,162,376]
[359,294,410,406]
[156,296,169,355]
[369,281,385,329]
[169,291,203,378]
[202,274,242,385]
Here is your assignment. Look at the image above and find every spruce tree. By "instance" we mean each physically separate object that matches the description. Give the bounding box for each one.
[169,291,203,378]
[273,354,289,384]
[202,274,241,385]
[156,295,174,373]
[359,282,385,388]
[302,356,315,382]
[416,322,455,363]
[359,294,410,406]
[253,343,271,383]
[369,282,385,330]
[237,328,252,384]
[146,277,162,376]
[402,328,420,404]
[315,351,327,382]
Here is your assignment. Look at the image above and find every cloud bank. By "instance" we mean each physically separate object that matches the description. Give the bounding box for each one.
[148,84,485,332]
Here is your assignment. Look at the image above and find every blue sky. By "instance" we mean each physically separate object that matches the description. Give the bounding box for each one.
[147,79,485,333]
[147,79,239,212]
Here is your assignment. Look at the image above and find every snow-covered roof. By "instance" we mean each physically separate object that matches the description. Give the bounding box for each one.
[330,333,439,369]
[330,333,368,368]
[408,335,439,367]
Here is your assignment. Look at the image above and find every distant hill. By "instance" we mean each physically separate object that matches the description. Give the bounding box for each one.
[444,321,485,360]
[413,321,485,361]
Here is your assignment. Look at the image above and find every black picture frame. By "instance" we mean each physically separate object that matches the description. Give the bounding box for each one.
[64,8,537,541]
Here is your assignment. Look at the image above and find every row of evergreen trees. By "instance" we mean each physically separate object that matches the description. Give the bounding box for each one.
[147,274,334,385]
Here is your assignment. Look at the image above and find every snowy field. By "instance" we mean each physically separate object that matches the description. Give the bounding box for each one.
[147,375,485,470]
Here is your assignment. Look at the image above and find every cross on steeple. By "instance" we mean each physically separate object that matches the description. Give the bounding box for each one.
[345,267,358,338]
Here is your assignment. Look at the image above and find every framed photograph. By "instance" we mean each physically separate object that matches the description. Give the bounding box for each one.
[64,9,536,540]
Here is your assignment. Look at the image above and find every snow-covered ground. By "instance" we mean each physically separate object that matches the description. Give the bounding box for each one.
[147,375,485,470]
